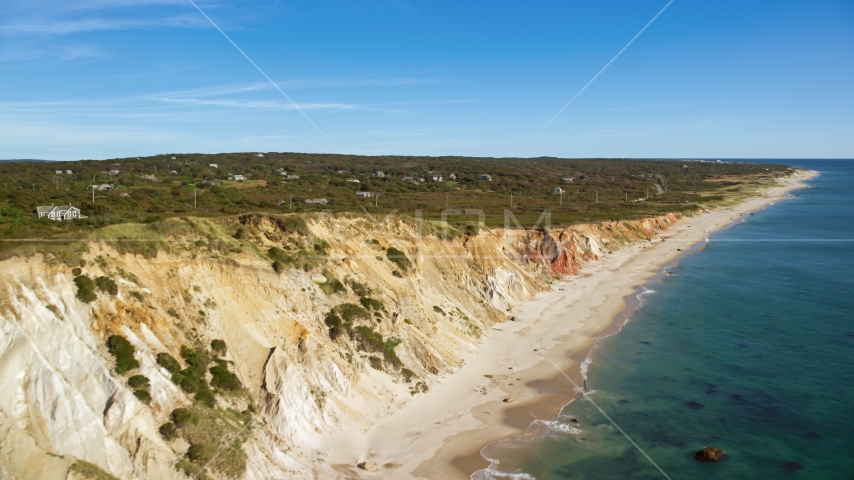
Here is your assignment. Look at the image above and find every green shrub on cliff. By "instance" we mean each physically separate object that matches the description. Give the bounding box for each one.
[95,276,118,295]
[210,365,242,391]
[210,339,227,356]
[106,335,138,374]
[386,247,411,272]
[156,352,181,375]
[74,275,97,303]
[352,326,403,369]
[128,374,150,389]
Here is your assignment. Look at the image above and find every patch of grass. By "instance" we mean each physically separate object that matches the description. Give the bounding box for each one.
[74,275,97,303]
[106,335,138,374]
[132,388,151,405]
[171,406,251,478]
[95,276,119,295]
[319,269,345,295]
[401,368,415,382]
[68,460,120,480]
[268,245,323,272]
[210,365,242,391]
[211,339,227,356]
[128,374,150,389]
[433,305,445,315]
[129,291,144,302]
[176,458,211,480]
[359,297,385,312]
[347,279,371,297]
[156,352,181,375]
[352,326,403,369]
[386,247,411,272]
[159,422,178,440]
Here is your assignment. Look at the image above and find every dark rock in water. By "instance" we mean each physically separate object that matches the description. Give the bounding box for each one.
[782,461,802,472]
[695,446,726,462]
[617,399,629,405]
[686,401,705,409]
[568,417,579,423]
[729,393,743,401]
[804,431,820,439]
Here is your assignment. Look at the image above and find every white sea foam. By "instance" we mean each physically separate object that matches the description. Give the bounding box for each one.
[472,419,582,479]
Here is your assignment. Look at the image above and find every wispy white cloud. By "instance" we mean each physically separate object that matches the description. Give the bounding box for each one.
[601,102,694,111]
[0,14,206,36]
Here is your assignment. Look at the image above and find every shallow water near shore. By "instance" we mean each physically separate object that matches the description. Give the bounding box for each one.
[474,160,854,479]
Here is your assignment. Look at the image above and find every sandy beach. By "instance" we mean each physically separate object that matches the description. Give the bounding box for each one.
[324,169,817,479]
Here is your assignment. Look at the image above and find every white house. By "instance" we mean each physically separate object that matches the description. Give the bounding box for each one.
[209,163,218,168]
[305,198,328,205]
[430,176,443,182]
[286,175,300,180]
[55,170,62,175]
[36,204,87,221]
[553,187,564,195]
[448,173,457,180]
[562,177,574,183]
[141,174,157,181]
[346,179,360,183]
[356,191,373,198]
[374,171,385,177]
[87,184,113,191]
[256,153,265,157]
[66,170,72,175]
[233,174,246,181]
[478,174,492,181]
[107,169,120,175]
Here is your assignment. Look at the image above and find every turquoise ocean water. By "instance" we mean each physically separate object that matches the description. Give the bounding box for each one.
[475,160,854,479]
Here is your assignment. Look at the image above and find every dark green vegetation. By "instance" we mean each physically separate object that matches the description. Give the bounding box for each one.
[0,154,790,260]
[74,275,97,303]
[106,335,138,374]
[68,460,120,480]
[167,406,251,479]
[157,342,250,478]
[104,335,152,403]
[323,300,404,371]
[95,276,118,295]
[386,247,411,272]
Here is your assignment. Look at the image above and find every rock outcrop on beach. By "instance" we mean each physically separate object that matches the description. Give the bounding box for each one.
[0,213,679,479]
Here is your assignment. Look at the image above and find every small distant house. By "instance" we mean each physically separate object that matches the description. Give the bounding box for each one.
[478,174,492,181]
[36,204,87,221]
[305,198,328,205]
[553,187,564,195]
[209,163,218,168]
[200,179,221,187]
[107,169,120,175]
[448,173,457,180]
[562,177,574,183]
[120,193,131,198]
[87,184,113,191]
[430,176,443,182]
[681,165,689,170]
[256,153,265,157]
[402,176,414,182]
[286,175,300,180]
[55,170,62,175]
[233,174,246,181]
[356,192,373,198]
[65,170,72,175]
[141,174,157,181]
[346,179,360,183]
[374,171,385,177]
[336,169,344,174]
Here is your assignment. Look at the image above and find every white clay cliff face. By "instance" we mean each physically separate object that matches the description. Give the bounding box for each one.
[0,214,678,479]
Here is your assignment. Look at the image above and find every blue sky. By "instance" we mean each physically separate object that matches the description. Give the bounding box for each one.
[1,0,852,160]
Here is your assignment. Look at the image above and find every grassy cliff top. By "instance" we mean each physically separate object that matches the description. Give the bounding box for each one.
[0,153,792,250]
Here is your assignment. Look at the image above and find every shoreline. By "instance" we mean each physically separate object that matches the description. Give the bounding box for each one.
[324,169,817,479]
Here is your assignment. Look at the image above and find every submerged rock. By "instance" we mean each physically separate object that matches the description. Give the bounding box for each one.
[695,446,726,462]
